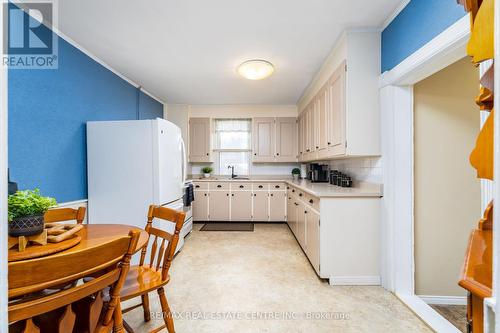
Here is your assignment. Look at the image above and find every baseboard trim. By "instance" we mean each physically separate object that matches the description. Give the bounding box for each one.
[419,295,467,306]
[329,276,381,286]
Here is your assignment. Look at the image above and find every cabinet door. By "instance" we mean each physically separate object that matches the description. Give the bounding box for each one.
[275,118,297,162]
[298,115,304,160]
[296,201,306,248]
[287,194,297,235]
[208,191,230,221]
[318,85,329,151]
[231,191,252,221]
[269,191,287,221]
[305,209,320,273]
[193,190,209,221]
[327,61,346,155]
[313,98,320,152]
[252,117,275,162]
[252,191,269,221]
[189,118,212,162]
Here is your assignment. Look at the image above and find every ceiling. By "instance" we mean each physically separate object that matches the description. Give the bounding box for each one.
[57,0,400,105]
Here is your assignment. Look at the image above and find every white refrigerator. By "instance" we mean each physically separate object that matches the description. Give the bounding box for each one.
[87,118,192,253]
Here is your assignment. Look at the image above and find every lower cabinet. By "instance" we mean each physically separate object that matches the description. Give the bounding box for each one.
[296,201,306,248]
[193,190,209,221]
[231,191,253,221]
[269,191,286,221]
[192,182,286,222]
[305,209,320,273]
[287,194,297,234]
[208,191,230,221]
[252,191,269,221]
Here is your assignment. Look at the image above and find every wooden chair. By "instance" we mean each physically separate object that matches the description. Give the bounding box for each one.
[44,206,86,224]
[8,230,140,333]
[120,205,186,333]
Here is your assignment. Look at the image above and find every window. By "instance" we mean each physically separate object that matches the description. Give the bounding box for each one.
[214,119,251,176]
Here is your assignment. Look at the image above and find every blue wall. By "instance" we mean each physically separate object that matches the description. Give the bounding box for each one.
[9,30,163,202]
[382,0,467,72]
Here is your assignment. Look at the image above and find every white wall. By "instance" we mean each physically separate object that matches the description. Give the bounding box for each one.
[189,105,297,118]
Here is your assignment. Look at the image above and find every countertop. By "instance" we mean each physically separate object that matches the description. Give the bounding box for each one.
[189,175,383,198]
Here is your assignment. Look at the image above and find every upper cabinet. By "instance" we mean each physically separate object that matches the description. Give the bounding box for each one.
[188,117,212,162]
[298,31,380,161]
[253,117,297,163]
[252,117,275,162]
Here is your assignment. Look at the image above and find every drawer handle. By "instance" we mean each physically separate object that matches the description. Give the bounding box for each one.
[292,189,295,193]
[217,185,222,188]
[239,185,244,188]
[328,142,331,145]
[304,211,308,214]
[287,186,289,189]
[309,199,314,204]
[270,194,274,197]
[254,194,256,197]
[254,153,257,156]
[232,193,234,196]
[258,185,263,189]
[294,203,298,206]
[206,153,209,156]
[276,153,280,156]
[226,193,229,196]
[275,185,280,188]
[204,193,207,196]
[299,193,303,197]
[195,185,200,188]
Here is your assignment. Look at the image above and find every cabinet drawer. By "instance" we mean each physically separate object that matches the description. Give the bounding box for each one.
[193,182,209,190]
[270,182,286,191]
[252,183,269,191]
[231,182,251,191]
[304,193,320,211]
[210,182,229,190]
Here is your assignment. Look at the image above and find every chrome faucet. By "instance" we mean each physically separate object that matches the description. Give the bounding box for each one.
[228,165,237,179]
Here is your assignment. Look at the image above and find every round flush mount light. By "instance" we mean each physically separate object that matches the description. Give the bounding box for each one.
[237,60,274,80]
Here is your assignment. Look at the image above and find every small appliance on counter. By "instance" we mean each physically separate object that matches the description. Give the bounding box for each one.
[300,164,308,179]
[308,163,330,183]
[329,170,353,187]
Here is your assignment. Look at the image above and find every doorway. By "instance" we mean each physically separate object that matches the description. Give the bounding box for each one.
[413,57,481,332]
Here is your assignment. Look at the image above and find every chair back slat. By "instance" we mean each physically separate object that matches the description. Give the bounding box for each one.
[156,239,166,271]
[44,207,86,224]
[149,235,158,268]
[139,205,186,281]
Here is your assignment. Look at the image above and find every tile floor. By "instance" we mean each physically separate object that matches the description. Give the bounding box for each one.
[123,223,432,333]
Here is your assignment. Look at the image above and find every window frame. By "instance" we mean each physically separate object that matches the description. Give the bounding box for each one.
[213,118,252,175]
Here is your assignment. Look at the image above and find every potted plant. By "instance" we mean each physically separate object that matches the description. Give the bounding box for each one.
[201,166,213,178]
[291,168,301,180]
[8,189,57,237]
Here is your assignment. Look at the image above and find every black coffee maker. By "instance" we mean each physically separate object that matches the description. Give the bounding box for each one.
[308,164,330,183]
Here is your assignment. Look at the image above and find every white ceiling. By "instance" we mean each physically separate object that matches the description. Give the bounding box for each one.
[57,0,400,105]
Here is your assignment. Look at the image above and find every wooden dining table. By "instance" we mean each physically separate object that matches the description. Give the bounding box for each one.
[8,224,149,263]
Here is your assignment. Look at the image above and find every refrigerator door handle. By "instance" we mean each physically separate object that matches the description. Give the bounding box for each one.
[181,137,187,183]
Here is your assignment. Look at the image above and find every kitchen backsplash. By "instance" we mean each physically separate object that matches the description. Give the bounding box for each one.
[326,157,382,183]
[189,163,300,176]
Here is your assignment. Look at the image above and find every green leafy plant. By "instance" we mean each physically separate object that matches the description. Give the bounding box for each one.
[291,168,301,175]
[8,189,57,222]
[202,166,213,174]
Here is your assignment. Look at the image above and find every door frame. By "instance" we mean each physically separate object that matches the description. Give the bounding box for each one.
[379,15,475,333]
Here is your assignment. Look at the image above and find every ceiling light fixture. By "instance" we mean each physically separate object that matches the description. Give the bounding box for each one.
[237,60,274,80]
